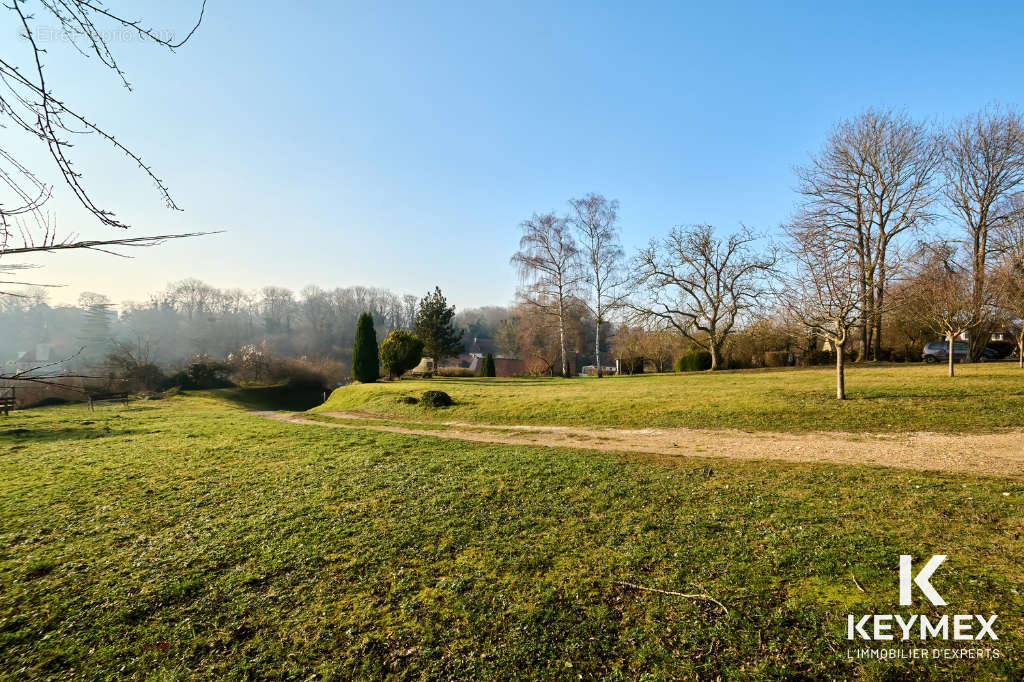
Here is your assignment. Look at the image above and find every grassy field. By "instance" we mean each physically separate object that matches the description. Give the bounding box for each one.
[317,363,1024,432]
[1,393,1022,679]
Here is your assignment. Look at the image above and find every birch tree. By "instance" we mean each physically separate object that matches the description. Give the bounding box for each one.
[569,193,626,377]
[632,225,776,370]
[511,212,583,377]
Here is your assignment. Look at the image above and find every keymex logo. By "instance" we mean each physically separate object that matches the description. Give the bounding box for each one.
[847,555,999,643]
[899,554,946,606]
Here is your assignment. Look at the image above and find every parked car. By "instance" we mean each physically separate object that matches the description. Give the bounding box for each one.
[921,341,1002,363]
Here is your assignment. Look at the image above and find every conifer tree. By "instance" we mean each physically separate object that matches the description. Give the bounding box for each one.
[414,287,464,368]
[351,312,379,382]
[480,353,496,377]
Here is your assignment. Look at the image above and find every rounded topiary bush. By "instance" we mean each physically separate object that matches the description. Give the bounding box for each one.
[420,390,453,408]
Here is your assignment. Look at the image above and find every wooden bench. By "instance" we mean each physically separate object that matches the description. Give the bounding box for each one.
[88,392,131,411]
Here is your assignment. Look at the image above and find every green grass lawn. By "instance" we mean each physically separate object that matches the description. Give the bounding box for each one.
[317,363,1024,432]
[2,394,1022,679]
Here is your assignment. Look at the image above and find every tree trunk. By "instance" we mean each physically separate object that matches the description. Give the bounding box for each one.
[858,311,869,362]
[709,343,720,371]
[948,335,955,378]
[872,281,884,361]
[835,340,846,400]
[1018,335,1023,369]
[857,259,869,362]
[557,293,568,378]
[595,318,602,378]
[558,320,567,377]
[967,235,986,363]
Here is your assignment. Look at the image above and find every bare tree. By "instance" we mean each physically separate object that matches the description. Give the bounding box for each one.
[994,193,1024,366]
[780,218,862,399]
[941,107,1024,360]
[1,0,208,294]
[796,109,940,361]
[994,261,1024,368]
[884,276,934,363]
[632,224,776,370]
[511,212,584,377]
[908,244,981,377]
[569,193,626,377]
[514,300,586,377]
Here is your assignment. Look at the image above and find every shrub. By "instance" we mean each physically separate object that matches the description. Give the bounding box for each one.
[164,361,232,390]
[437,367,475,377]
[675,350,712,372]
[396,396,419,405]
[420,390,454,407]
[804,349,835,366]
[105,346,167,391]
[130,363,167,391]
[351,312,380,383]
[480,353,496,377]
[225,344,270,383]
[379,330,424,379]
[988,340,1015,358]
[763,351,791,368]
[271,356,341,390]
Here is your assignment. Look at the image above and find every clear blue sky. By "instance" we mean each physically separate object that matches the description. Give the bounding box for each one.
[15,0,1024,309]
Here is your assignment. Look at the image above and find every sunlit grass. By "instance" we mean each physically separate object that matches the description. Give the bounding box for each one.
[1,394,1022,679]
[318,363,1024,432]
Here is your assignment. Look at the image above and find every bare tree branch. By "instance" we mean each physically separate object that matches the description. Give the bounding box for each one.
[630,224,777,370]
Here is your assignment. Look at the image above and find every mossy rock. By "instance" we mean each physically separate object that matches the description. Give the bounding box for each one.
[420,390,453,408]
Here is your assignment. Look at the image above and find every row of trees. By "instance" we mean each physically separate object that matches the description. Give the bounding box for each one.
[784,107,1024,395]
[511,107,1024,397]
[350,287,466,382]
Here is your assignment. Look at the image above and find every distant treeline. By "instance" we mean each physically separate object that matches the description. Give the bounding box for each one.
[0,280,514,376]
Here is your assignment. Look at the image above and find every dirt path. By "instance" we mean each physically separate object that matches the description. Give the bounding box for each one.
[256,411,1024,477]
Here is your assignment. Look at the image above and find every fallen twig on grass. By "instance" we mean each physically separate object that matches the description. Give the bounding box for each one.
[613,580,729,616]
[850,571,865,593]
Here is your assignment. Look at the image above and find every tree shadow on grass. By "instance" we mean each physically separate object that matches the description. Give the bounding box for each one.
[216,385,328,412]
[0,426,142,444]
[850,391,1005,400]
